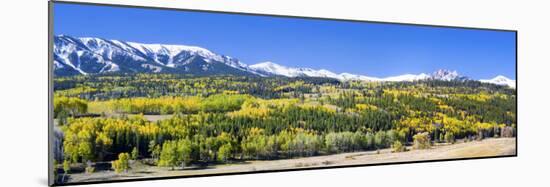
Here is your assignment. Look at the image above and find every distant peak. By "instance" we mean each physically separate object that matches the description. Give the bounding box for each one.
[479,75,515,88]
[430,69,463,81]
[493,75,511,80]
[252,61,278,66]
[432,69,458,76]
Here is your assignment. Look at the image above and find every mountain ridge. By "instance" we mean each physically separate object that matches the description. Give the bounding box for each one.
[53,35,515,88]
[53,35,260,77]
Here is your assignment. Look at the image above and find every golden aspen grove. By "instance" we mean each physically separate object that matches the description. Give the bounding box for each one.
[52,73,516,183]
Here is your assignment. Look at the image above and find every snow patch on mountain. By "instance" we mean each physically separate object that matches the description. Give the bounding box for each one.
[250,62,307,77]
[480,75,516,88]
[383,73,430,82]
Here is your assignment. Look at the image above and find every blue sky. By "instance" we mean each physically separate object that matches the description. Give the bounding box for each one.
[54,3,516,79]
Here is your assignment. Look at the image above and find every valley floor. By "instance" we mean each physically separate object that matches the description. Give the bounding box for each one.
[65,137,516,183]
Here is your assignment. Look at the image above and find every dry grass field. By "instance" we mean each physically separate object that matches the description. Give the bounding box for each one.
[67,138,515,183]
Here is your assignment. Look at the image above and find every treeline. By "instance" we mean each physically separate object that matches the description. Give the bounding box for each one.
[65,93,398,133]
[54,74,340,100]
[54,96,87,118]
[58,111,514,168]
[54,74,514,102]
[91,94,251,114]
[58,115,409,168]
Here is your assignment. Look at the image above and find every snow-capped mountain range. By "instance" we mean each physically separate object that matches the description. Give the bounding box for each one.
[54,35,259,76]
[247,62,517,88]
[53,35,515,88]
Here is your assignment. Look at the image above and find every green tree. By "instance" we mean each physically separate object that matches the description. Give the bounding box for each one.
[62,160,70,183]
[158,140,194,170]
[112,153,130,173]
[158,141,178,170]
[391,141,406,152]
[364,132,375,150]
[148,140,161,163]
[413,132,431,149]
[374,131,387,149]
[176,139,193,169]
[131,147,139,160]
[218,143,233,162]
[444,132,455,144]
